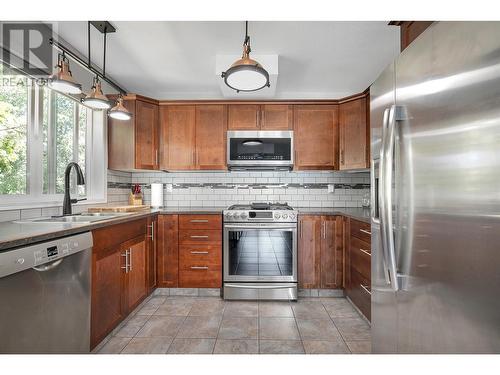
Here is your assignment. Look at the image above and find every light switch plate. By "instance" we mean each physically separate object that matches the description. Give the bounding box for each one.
[166,183,173,193]
[328,184,335,193]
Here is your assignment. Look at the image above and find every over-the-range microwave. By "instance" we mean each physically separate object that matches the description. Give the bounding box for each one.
[227,130,294,171]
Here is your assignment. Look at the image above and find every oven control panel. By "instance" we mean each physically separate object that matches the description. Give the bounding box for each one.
[223,210,297,223]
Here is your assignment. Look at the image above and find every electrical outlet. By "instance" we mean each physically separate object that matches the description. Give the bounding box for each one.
[166,183,173,193]
[328,184,335,193]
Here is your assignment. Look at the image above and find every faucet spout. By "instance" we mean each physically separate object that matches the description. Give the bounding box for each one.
[63,162,86,215]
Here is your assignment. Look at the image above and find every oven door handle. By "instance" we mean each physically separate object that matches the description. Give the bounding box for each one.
[224,283,296,289]
[224,224,297,230]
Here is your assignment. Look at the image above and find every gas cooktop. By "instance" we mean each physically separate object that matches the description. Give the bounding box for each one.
[224,202,297,223]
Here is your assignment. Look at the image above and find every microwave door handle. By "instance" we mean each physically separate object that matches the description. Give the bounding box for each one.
[380,105,399,292]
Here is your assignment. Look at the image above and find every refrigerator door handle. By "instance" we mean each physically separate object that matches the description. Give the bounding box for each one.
[380,105,399,291]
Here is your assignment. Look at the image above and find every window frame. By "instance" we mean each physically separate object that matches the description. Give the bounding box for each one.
[0,80,107,210]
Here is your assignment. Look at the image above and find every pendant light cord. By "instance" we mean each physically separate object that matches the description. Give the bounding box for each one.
[103,26,107,77]
[244,20,251,52]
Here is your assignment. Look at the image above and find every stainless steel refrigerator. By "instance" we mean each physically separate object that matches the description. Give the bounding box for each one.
[371,21,500,353]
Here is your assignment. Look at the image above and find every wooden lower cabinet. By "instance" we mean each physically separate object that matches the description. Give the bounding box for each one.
[346,218,372,321]
[298,215,343,289]
[90,219,149,349]
[146,215,158,294]
[157,214,222,288]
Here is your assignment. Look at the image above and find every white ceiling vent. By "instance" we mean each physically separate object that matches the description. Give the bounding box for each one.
[216,54,278,98]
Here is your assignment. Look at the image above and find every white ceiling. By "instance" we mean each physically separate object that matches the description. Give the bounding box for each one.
[54,21,400,100]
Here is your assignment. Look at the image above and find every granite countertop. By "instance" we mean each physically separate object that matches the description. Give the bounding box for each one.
[297,207,371,223]
[0,206,370,252]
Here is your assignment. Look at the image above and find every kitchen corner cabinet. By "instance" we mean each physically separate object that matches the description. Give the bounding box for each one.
[108,96,159,171]
[157,214,179,287]
[298,215,343,289]
[160,105,227,171]
[90,219,149,349]
[339,95,369,170]
[228,104,293,130]
[390,21,434,51]
[293,105,339,170]
[345,218,371,321]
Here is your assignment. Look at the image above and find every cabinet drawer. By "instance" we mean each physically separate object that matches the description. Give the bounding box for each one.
[179,214,222,230]
[350,219,371,243]
[179,269,222,288]
[348,268,371,321]
[350,236,371,279]
[179,229,222,245]
[179,244,222,267]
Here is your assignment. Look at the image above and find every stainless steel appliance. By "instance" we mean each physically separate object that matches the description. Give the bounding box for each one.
[223,202,298,300]
[371,21,500,353]
[227,130,294,170]
[0,232,92,353]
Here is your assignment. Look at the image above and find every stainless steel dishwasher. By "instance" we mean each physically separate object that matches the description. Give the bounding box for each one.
[0,232,93,353]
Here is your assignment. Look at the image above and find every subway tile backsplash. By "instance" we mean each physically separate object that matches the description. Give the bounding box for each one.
[0,169,370,223]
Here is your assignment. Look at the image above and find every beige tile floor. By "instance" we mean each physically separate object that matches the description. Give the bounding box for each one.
[97,296,371,354]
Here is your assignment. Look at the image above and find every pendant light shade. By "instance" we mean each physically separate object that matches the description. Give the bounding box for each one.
[48,53,82,95]
[109,95,132,120]
[83,76,111,109]
[222,21,270,93]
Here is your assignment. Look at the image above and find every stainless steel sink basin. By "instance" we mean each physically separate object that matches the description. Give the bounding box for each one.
[14,212,133,224]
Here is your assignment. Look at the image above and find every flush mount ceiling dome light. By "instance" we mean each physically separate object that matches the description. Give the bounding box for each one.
[222,21,270,93]
[48,53,82,95]
[83,76,111,109]
[109,94,132,120]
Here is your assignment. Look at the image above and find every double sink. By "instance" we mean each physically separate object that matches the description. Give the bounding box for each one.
[16,212,134,224]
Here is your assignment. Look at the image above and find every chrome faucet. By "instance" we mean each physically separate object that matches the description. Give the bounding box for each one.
[63,162,86,215]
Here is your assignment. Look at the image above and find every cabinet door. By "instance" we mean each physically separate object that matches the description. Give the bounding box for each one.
[126,238,148,311]
[196,105,227,170]
[298,215,322,289]
[135,100,159,170]
[339,97,369,170]
[108,99,136,170]
[261,104,293,130]
[320,216,344,289]
[294,105,338,170]
[160,106,196,170]
[157,214,179,287]
[228,104,260,130]
[91,248,124,349]
[146,216,157,294]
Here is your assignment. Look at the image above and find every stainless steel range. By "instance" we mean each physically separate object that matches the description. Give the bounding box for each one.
[223,202,298,300]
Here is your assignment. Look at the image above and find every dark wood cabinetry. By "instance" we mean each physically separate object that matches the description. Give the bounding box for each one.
[346,218,371,321]
[157,214,222,288]
[160,105,227,171]
[108,95,159,171]
[390,21,434,51]
[294,105,339,170]
[298,215,343,289]
[90,219,149,349]
[339,94,369,170]
[146,215,158,294]
[228,104,292,130]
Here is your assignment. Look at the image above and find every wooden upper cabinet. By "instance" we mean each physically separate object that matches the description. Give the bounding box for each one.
[298,215,322,289]
[294,105,338,170]
[390,21,434,51]
[228,104,260,130]
[339,96,369,170]
[135,100,159,170]
[195,105,227,170]
[108,97,159,171]
[160,105,196,170]
[260,105,293,130]
[320,216,344,289]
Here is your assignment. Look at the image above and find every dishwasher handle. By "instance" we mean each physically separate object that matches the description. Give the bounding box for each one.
[32,258,64,272]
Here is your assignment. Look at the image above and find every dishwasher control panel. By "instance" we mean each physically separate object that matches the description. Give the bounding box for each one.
[0,232,93,278]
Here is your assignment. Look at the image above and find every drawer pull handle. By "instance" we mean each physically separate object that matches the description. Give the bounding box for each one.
[360,284,372,295]
[191,266,209,270]
[359,248,371,256]
[190,219,209,223]
[191,251,209,254]
[359,228,371,235]
[190,235,209,239]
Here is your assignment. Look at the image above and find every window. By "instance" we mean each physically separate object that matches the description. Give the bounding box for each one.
[0,63,106,208]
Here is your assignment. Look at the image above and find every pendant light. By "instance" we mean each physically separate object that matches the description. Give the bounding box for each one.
[48,53,82,95]
[83,76,111,109]
[222,21,270,93]
[109,94,132,120]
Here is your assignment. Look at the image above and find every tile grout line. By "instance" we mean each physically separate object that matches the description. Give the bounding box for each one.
[322,300,353,354]
[212,300,227,354]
